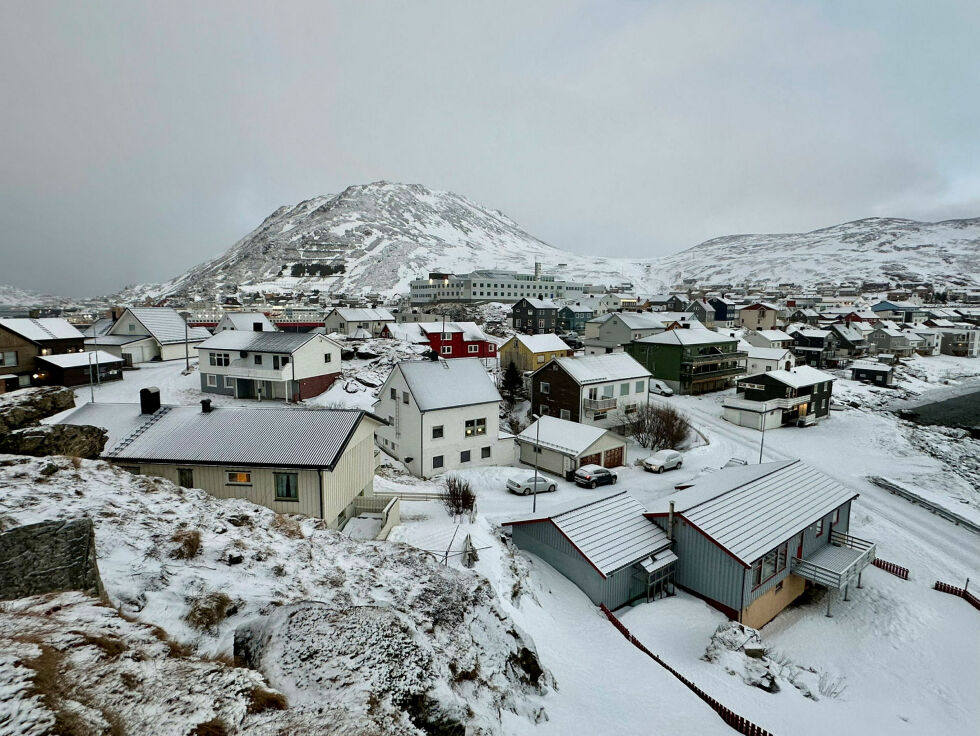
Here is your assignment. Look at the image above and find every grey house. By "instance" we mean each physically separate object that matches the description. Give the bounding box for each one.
[504,492,676,609]
[645,460,875,628]
[511,298,560,335]
[867,324,914,358]
[583,312,667,355]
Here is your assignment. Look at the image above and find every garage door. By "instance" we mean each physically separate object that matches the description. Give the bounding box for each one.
[602,446,624,468]
[579,453,601,467]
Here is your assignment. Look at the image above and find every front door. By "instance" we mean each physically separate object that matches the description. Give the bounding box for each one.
[236,378,254,399]
[178,468,193,488]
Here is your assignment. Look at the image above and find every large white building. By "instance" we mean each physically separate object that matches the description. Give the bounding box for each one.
[409,266,590,305]
[374,358,509,478]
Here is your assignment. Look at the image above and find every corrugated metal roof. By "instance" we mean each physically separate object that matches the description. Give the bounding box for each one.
[397,358,501,411]
[36,350,124,368]
[59,403,372,468]
[123,308,212,344]
[198,330,326,353]
[541,354,651,384]
[516,415,611,456]
[649,460,859,566]
[219,313,276,331]
[332,308,394,322]
[636,329,735,346]
[0,318,84,342]
[511,333,570,353]
[742,365,833,388]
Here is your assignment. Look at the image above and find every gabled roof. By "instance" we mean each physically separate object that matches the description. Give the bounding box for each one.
[82,318,115,338]
[397,358,501,411]
[509,333,571,353]
[635,329,735,346]
[611,312,667,330]
[218,312,277,331]
[330,307,394,322]
[753,329,792,341]
[516,415,613,456]
[745,346,792,361]
[0,318,84,342]
[793,328,830,339]
[60,403,380,469]
[36,350,124,368]
[198,330,337,353]
[518,298,559,310]
[505,491,670,577]
[416,321,488,342]
[742,365,833,388]
[646,460,859,566]
[850,360,891,372]
[741,302,780,311]
[538,354,651,384]
[118,308,212,344]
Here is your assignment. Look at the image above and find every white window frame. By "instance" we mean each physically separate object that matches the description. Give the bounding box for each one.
[206,374,216,387]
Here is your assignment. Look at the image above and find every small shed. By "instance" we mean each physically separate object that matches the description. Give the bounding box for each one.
[515,416,627,479]
[34,350,125,387]
[850,360,894,386]
[504,492,674,610]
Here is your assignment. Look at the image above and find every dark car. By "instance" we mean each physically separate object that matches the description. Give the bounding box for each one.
[573,464,618,488]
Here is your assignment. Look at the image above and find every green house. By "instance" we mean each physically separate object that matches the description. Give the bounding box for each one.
[626,329,746,395]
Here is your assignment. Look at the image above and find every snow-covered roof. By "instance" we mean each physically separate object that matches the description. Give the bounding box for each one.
[218,312,277,331]
[795,329,830,339]
[830,324,865,342]
[516,416,613,456]
[754,329,792,341]
[383,323,429,344]
[506,491,670,577]
[612,312,667,330]
[745,346,791,361]
[635,329,735,346]
[742,365,833,388]
[542,354,651,384]
[331,308,394,322]
[520,298,559,309]
[647,460,859,566]
[510,333,570,353]
[416,321,488,342]
[397,358,501,411]
[0,318,84,342]
[82,318,115,338]
[36,350,124,368]
[850,360,891,372]
[60,403,378,469]
[122,308,212,344]
[85,335,151,346]
[198,330,334,353]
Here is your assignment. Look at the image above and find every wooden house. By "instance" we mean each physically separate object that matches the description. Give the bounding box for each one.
[722,365,834,429]
[498,333,573,373]
[515,416,628,478]
[626,329,745,395]
[0,318,87,389]
[511,298,560,334]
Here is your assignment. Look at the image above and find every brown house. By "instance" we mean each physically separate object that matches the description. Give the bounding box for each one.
[0,318,86,392]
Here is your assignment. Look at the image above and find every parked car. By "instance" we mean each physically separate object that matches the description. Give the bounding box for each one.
[506,475,557,496]
[642,450,683,473]
[648,379,674,396]
[561,336,583,349]
[573,464,618,488]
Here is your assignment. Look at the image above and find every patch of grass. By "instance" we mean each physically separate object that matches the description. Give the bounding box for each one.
[170,529,203,559]
[272,514,304,539]
[23,642,89,736]
[78,632,127,659]
[185,592,235,632]
[190,718,228,736]
[246,686,288,714]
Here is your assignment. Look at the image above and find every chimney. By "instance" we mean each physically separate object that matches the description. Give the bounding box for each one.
[668,501,675,540]
[200,399,212,413]
[139,387,161,415]
[253,321,263,332]
[534,261,542,280]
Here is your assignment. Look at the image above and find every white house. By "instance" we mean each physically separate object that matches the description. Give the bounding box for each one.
[215,312,277,332]
[323,308,395,337]
[744,345,795,375]
[744,329,794,350]
[515,416,628,477]
[374,358,508,478]
[87,307,212,363]
[197,330,342,401]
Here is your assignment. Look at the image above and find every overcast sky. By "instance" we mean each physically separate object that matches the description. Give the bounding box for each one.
[1,0,978,297]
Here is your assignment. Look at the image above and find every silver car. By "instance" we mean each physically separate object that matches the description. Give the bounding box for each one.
[506,475,557,496]
[642,449,683,473]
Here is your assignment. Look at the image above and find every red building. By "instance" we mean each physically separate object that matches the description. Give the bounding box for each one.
[381,321,497,359]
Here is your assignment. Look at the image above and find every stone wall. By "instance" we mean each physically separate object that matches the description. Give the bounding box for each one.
[0,518,105,601]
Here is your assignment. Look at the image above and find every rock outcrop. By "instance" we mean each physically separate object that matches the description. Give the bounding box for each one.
[0,518,104,601]
[0,385,75,433]
[0,424,107,459]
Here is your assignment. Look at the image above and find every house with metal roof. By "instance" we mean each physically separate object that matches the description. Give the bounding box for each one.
[373,358,508,478]
[323,308,395,337]
[515,416,628,478]
[197,330,342,401]
[34,350,124,387]
[215,312,278,333]
[380,321,497,359]
[88,308,212,364]
[0,318,87,391]
[498,333,574,373]
[504,492,676,609]
[644,460,875,627]
[582,312,669,356]
[626,328,746,395]
[511,297,560,335]
[722,365,835,430]
[59,389,388,532]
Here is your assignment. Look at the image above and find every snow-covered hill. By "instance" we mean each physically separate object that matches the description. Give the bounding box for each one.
[122,182,980,302]
[0,283,65,306]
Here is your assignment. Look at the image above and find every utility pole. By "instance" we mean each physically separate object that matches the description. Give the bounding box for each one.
[532,413,541,514]
[88,352,95,403]
[758,406,769,463]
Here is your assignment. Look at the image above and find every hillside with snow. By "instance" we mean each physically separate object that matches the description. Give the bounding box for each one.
[118,182,979,302]
[0,283,65,307]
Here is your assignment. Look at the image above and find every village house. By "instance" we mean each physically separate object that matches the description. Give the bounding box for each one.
[528,353,651,430]
[0,318,87,390]
[511,297,560,334]
[60,389,391,535]
[932,325,980,358]
[87,307,212,364]
[685,300,716,329]
[867,323,915,358]
[744,345,795,375]
[788,308,820,325]
[644,460,875,626]
[744,329,794,350]
[34,350,124,388]
[323,307,395,337]
[380,321,497,359]
[707,297,738,327]
[215,312,277,332]
[722,365,835,429]
[901,326,940,356]
[738,303,782,330]
[373,358,508,478]
[515,415,628,479]
[826,323,870,360]
[197,330,342,401]
[870,300,927,324]
[583,312,668,356]
[498,333,573,373]
[556,302,596,334]
[850,360,895,386]
[626,329,745,395]
[790,328,835,367]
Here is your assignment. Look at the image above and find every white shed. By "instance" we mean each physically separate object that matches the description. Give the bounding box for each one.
[516,415,627,478]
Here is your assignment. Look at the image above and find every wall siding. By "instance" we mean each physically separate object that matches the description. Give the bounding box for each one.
[656,517,746,612]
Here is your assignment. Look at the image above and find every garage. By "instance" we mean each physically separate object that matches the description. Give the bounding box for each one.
[516,416,628,478]
[602,446,624,468]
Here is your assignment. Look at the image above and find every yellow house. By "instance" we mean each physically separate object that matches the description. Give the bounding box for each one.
[499,333,574,373]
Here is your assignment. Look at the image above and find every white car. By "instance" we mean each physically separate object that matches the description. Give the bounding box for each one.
[506,475,557,496]
[648,379,675,396]
[642,449,683,473]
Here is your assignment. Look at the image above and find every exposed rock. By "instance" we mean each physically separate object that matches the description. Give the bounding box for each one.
[0,423,107,459]
[0,386,75,433]
[0,518,104,601]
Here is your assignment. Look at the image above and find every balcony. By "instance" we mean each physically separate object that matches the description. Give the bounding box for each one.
[221,358,291,382]
[584,396,618,411]
[682,350,747,365]
[681,365,745,380]
[792,530,876,590]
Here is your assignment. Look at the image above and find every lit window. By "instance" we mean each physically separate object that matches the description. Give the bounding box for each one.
[464,418,487,436]
[226,471,252,485]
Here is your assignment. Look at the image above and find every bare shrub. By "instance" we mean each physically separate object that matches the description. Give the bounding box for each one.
[441,475,476,517]
[246,687,288,714]
[190,718,228,736]
[185,593,234,632]
[170,529,203,559]
[272,514,304,539]
[622,404,691,450]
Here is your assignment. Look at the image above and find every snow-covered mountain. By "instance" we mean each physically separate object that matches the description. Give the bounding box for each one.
[127,182,979,302]
[0,283,65,306]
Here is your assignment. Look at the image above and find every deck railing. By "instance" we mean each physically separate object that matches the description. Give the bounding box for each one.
[583,397,618,411]
[792,531,876,589]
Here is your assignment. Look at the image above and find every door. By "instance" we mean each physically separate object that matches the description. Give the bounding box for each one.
[178,468,193,488]
[237,378,254,399]
[579,453,601,467]
[602,446,624,468]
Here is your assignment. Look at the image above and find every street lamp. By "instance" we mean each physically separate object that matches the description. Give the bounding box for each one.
[531,413,541,514]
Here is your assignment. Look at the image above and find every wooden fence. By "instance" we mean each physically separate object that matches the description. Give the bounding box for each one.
[934,581,980,612]
[872,558,909,580]
[599,604,775,736]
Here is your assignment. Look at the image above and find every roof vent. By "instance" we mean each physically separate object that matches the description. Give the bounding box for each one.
[139,387,161,415]
[253,322,263,331]
[201,399,212,414]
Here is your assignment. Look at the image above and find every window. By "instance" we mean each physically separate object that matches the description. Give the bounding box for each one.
[432,425,444,439]
[402,391,409,404]
[465,418,487,436]
[206,374,216,387]
[254,354,262,365]
[178,468,194,488]
[635,380,645,393]
[128,323,135,333]
[620,383,629,396]
[210,352,230,367]
[468,344,479,353]
[481,446,491,459]
[460,450,471,463]
[441,346,452,355]
[225,376,235,388]
[273,355,281,369]
[390,388,397,400]
[226,471,252,485]
[560,409,571,420]
[536,354,545,363]
[832,507,840,525]
[602,384,614,398]
[540,381,550,395]
[489,344,495,352]
[816,518,825,537]
[274,472,299,501]
[0,351,17,366]
[432,455,444,469]
[539,404,550,415]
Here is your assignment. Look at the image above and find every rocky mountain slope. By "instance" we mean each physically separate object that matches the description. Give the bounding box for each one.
[0,283,66,307]
[123,182,979,301]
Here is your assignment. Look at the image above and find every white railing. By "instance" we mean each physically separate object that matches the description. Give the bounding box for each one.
[353,495,401,540]
[792,531,876,589]
[584,397,618,411]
